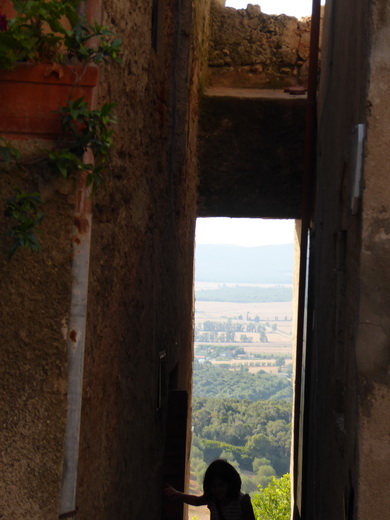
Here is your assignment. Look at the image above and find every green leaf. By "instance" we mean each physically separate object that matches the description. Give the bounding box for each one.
[5,189,45,258]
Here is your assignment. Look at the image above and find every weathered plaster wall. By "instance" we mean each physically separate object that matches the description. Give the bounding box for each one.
[302,0,390,518]
[0,148,74,517]
[303,0,370,517]
[357,1,390,516]
[207,1,316,89]
[0,0,211,517]
[76,0,210,518]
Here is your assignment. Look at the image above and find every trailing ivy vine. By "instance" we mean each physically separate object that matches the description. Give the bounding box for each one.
[4,190,45,258]
[1,99,116,256]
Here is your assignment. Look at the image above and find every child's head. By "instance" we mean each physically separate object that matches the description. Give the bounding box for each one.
[203,459,241,501]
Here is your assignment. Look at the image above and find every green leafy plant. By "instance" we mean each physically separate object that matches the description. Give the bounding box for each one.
[0,0,122,69]
[0,0,79,68]
[0,1,121,257]
[252,474,291,520]
[0,136,20,163]
[64,22,122,65]
[4,189,45,257]
[50,97,116,190]
[2,99,116,256]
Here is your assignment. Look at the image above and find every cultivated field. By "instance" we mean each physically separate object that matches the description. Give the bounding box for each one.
[194,299,294,373]
[195,300,293,321]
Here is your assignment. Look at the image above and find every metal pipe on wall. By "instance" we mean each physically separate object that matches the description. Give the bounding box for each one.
[59,7,102,515]
[59,154,93,519]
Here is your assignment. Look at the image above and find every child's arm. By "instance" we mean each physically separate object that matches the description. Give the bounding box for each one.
[164,484,207,506]
[240,493,256,520]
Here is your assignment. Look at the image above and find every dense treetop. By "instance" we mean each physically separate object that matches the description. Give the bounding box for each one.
[191,396,292,484]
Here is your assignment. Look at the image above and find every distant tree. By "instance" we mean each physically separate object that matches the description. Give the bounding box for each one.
[252,457,272,473]
[226,331,235,342]
[191,445,203,459]
[203,321,216,331]
[193,360,292,401]
[255,465,276,488]
[193,458,207,485]
[245,434,272,460]
[241,475,258,493]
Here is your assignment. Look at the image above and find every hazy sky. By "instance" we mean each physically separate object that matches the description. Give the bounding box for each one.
[225,0,325,19]
[196,218,295,247]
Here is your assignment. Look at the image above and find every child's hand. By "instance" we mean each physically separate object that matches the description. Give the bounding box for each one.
[164,485,206,506]
[164,484,180,500]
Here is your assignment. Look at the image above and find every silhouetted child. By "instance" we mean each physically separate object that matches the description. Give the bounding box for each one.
[165,459,256,520]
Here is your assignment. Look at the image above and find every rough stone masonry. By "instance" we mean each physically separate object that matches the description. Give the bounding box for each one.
[208,1,323,89]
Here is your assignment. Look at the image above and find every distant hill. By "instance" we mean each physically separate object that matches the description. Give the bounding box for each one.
[195,244,293,283]
[195,285,292,302]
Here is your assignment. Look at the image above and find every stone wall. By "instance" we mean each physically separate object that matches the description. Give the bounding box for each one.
[76,0,210,519]
[207,1,321,89]
[0,0,211,517]
[0,146,74,517]
[357,0,390,516]
[302,0,390,518]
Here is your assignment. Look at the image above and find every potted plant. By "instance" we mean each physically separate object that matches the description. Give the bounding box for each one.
[0,0,121,256]
[0,0,121,138]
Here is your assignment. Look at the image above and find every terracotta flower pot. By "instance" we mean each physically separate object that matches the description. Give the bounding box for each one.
[0,63,99,139]
[0,0,16,19]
